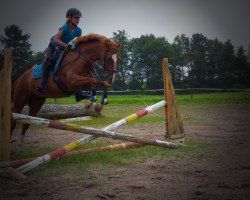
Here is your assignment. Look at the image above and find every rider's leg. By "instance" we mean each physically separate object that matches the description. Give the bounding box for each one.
[38,44,56,93]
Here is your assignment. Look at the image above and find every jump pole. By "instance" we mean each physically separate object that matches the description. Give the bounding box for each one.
[10,101,166,168]
[10,142,143,168]
[10,101,166,169]
[13,111,181,174]
[13,110,175,150]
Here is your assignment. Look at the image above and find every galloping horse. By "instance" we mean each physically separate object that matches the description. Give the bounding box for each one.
[11,33,120,148]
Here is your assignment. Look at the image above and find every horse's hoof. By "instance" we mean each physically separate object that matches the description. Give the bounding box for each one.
[85,101,93,109]
[95,104,104,112]
[101,99,108,105]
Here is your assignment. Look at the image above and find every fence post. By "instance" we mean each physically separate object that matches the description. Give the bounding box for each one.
[0,49,12,161]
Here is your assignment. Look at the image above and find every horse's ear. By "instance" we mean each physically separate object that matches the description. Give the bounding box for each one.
[105,40,113,47]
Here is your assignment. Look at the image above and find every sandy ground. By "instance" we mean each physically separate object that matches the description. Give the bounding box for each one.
[1,104,250,200]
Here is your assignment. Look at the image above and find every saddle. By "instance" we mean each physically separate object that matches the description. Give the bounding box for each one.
[32,50,64,79]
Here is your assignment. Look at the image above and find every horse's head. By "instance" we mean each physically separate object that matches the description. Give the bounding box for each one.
[99,39,121,85]
[75,34,121,85]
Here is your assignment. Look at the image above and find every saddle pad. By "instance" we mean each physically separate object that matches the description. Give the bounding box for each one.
[32,50,64,79]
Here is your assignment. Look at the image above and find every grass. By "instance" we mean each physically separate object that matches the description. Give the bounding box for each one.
[10,140,215,179]
[8,91,249,179]
[45,92,250,105]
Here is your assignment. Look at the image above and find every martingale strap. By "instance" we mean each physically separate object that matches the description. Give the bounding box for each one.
[53,75,73,96]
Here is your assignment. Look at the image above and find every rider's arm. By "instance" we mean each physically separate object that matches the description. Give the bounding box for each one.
[52,30,68,48]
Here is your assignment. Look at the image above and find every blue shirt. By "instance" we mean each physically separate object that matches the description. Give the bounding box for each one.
[50,23,82,50]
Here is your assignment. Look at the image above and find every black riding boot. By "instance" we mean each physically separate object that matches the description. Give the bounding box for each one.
[38,63,50,93]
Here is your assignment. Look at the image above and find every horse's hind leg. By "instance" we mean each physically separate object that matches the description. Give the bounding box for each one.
[19,96,46,151]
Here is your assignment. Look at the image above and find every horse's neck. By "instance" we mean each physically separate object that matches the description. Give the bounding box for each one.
[58,41,104,76]
[78,41,104,61]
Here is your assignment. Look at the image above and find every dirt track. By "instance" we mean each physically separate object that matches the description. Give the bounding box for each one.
[1,104,250,200]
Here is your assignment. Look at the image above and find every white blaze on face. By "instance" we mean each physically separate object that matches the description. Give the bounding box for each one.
[111,54,117,84]
[112,54,117,67]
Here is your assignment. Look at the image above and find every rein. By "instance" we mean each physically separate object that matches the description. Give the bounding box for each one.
[59,47,117,76]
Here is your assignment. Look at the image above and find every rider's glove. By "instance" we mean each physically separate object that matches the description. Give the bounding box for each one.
[68,37,78,49]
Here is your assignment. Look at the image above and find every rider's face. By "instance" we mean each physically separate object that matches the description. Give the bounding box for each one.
[71,16,80,25]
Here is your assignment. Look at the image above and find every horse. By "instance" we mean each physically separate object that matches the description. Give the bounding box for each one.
[11,33,121,149]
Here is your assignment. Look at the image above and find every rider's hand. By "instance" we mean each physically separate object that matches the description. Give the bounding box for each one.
[68,41,76,49]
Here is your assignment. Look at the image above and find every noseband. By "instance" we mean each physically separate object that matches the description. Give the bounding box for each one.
[76,48,117,78]
[59,46,117,83]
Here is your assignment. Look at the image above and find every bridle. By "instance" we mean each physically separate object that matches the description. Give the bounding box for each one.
[59,47,118,83]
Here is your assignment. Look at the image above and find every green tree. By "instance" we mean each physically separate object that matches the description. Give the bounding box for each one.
[31,51,45,65]
[172,34,190,88]
[235,46,249,88]
[217,40,236,88]
[206,38,224,87]
[188,33,209,87]
[129,34,172,90]
[112,30,130,90]
[0,25,33,81]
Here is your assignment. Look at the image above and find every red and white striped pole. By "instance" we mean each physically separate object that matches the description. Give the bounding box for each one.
[13,100,180,174]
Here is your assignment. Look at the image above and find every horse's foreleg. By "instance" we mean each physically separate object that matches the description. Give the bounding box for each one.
[73,76,110,109]
[18,97,46,151]
[11,104,27,141]
[73,76,109,90]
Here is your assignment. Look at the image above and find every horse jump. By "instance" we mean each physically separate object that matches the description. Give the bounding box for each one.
[12,112,182,174]
[1,50,185,177]
[9,101,169,169]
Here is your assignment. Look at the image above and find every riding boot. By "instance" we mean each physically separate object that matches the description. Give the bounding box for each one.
[38,63,50,93]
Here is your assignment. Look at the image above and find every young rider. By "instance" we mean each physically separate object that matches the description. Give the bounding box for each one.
[37,8,82,94]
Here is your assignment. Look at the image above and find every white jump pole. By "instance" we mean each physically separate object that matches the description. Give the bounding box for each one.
[14,100,168,174]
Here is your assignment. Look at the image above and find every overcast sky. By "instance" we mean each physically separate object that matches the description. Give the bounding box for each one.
[0,0,249,52]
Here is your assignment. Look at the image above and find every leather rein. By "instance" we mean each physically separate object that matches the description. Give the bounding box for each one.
[59,47,117,79]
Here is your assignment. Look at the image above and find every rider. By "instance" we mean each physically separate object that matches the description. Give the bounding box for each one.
[37,8,83,96]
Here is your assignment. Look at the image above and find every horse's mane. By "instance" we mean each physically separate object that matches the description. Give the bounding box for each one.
[75,33,114,46]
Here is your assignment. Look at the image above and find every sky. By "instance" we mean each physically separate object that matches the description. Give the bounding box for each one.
[0,0,249,52]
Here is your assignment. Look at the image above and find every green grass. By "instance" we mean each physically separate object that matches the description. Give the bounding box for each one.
[8,91,249,179]
[45,92,250,105]
[11,140,215,179]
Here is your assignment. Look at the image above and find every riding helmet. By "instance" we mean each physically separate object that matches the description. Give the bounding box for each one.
[66,8,82,18]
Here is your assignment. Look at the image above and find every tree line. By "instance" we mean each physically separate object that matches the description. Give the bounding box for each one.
[1,25,250,89]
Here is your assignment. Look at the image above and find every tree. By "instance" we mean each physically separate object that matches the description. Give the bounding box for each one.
[0,25,33,82]
[129,34,172,90]
[188,33,209,87]
[206,38,224,87]
[31,51,45,66]
[235,46,249,88]
[112,30,130,90]
[216,40,236,88]
[172,34,190,88]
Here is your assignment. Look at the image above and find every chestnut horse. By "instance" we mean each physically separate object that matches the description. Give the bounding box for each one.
[11,33,120,148]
